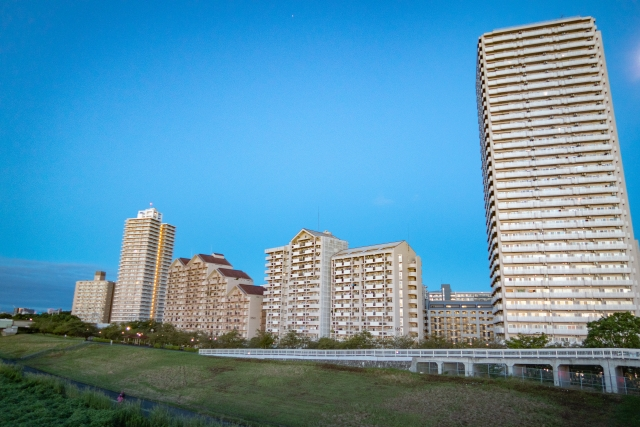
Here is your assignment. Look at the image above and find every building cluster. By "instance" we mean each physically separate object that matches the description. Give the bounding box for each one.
[69,17,639,346]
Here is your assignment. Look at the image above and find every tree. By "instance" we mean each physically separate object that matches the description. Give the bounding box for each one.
[278,330,302,349]
[416,335,452,349]
[248,330,276,349]
[215,330,246,348]
[583,312,640,349]
[505,333,550,349]
[382,335,416,349]
[341,331,376,349]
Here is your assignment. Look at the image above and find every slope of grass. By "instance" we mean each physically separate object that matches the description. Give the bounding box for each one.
[0,334,84,359]
[2,336,638,427]
[0,362,224,427]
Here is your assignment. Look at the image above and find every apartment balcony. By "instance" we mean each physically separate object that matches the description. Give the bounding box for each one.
[508,291,632,300]
[501,242,628,253]
[504,255,629,264]
[500,219,624,231]
[493,303,503,313]
[505,303,636,311]
[501,230,625,243]
[496,163,615,181]
[504,266,630,275]
[499,185,618,201]
[365,302,387,308]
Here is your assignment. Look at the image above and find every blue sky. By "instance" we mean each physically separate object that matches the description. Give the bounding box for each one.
[1,1,639,312]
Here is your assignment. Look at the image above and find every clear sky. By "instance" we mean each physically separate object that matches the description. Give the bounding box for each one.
[1,1,639,312]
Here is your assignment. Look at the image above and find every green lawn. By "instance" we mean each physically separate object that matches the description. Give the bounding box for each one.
[0,334,85,359]
[1,335,638,427]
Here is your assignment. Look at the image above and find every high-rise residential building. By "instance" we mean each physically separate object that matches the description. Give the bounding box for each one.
[72,271,115,324]
[424,284,494,343]
[477,17,639,343]
[331,241,425,340]
[263,229,348,339]
[110,208,175,323]
[163,254,264,339]
[428,284,492,302]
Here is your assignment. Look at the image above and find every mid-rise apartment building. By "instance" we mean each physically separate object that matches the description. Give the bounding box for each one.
[263,229,348,339]
[72,271,115,324]
[477,17,639,343]
[110,208,175,323]
[425,284,494,343]
[163,254,264,339]
[331,241,425,339]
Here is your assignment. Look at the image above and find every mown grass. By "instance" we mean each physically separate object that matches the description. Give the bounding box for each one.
[0,334,84,359]
[0,362,225,427]
[2,335,639,426]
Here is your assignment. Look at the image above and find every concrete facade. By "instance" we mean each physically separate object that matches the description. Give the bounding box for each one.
[111,208,176,323]
[163,254,264,339]
[72,271,115,324]
[263,229,348,339]
[476,17,640,342]
[331,241,425,340]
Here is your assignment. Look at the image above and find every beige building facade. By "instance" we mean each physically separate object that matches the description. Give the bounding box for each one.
[111,208,176,323]
[72,271,115,324]
[477,17,639,343]
[425,285,494,343]
[163,254,264,339]
[331,241,425,339]
[263,229,348,339]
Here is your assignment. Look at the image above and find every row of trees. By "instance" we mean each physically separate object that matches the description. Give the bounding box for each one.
[8,310,640,350]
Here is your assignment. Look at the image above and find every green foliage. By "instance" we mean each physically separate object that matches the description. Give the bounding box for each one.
[30,313,97,338]
[0,313,12,319]
[212,330,246,349]
[340,331,377,349]
[583,312,640,349]
[277,330,303,349]
[0,361,227,427]
[505,333,551,349]
[416,335,454,349]
[247,330,276,349]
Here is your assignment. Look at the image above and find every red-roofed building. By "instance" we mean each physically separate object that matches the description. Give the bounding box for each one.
[163,253,265,339]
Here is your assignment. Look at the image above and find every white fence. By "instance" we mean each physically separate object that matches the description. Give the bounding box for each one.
[199,348,640,361]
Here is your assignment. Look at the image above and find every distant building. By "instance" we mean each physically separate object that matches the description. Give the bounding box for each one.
[263,229,348,339]
[428,284,491,302]
[110,208,176,323]
[72,271,115,324]
[13,308,35,315]
[424,284,494,344]
[47,308,62,315]
[331,241,425,340]
[163,254,264,339]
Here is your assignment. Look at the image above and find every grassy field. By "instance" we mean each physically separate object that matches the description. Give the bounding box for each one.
[0,334,85,359]
[1,335,639,427]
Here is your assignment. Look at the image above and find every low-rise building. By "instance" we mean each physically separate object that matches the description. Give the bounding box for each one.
[331,241,425,340]
[425,284,494,343]
[163,254,264,339]
[71,271,115,324]
[13,307,35,315]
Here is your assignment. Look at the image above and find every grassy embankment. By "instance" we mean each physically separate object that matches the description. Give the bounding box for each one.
[0,360,226,427]
[1,334,639,427]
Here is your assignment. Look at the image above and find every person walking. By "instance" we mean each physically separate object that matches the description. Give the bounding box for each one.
[117,392,125,403]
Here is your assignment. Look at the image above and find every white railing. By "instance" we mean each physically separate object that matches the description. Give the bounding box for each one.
[199,348,640,361]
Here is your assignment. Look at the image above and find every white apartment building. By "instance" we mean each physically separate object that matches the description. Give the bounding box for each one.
[477,17,639,343]
[72,271,115,324]
[263,229,348,339]
[331,241,424,340]
[110,208,176,323]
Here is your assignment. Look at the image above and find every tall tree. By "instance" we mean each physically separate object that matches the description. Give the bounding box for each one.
[583,312,640,349]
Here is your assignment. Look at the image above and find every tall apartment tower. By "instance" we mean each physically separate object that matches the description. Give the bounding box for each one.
[110,208,176,323]
[263,229,348,339]
[477,17,639,343]
[331,241,425,340]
